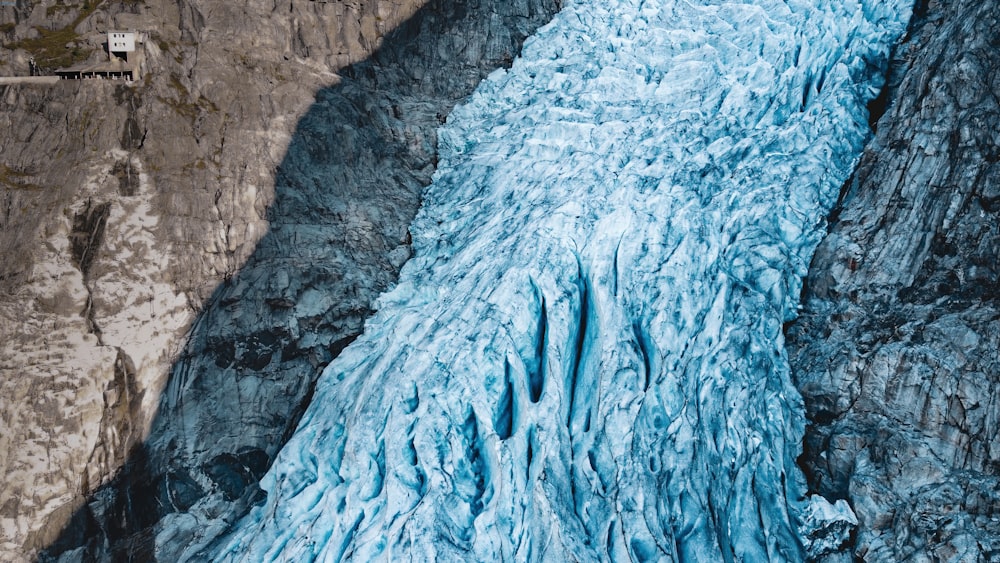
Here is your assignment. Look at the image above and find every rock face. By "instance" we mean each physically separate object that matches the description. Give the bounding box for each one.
[1,0,558,560]
[787,0,1000,560]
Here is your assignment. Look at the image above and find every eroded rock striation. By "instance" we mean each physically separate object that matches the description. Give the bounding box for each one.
[2,0,559,560]
[788,0,1000,560]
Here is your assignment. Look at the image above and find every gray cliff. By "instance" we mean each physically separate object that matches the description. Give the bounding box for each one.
[788,0,1000,560]
[1,0,558,560]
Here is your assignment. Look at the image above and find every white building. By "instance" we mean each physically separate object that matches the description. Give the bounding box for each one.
[108,31,136,61]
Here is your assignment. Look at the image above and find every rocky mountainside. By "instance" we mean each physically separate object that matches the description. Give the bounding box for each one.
[2,0,997,561]
[787,0,1000,560]
[1,0,558,560]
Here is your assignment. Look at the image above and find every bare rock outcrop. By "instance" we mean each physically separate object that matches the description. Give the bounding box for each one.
[787,0,1000,560]
[1,0,559,560]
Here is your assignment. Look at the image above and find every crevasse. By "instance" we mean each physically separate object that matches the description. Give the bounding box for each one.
[215,0,910,560]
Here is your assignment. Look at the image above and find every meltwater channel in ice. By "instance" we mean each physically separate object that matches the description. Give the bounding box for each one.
[217,0,910,560]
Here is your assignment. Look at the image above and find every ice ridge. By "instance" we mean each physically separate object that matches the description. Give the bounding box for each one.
[215,0,910,560]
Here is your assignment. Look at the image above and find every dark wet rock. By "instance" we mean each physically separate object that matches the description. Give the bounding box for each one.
[788,1,1000,560]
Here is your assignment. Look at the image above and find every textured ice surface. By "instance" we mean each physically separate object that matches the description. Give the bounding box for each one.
[217,0,909,560]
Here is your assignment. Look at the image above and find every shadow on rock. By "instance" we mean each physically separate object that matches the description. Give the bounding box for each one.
[40,0,560,560]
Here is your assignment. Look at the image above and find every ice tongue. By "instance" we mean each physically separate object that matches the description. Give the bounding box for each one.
[215,0,911,560]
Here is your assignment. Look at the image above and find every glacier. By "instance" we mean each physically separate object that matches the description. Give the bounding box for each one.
[215,0,911,560]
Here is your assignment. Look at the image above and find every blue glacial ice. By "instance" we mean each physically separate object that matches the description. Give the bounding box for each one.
[215,0,910,560]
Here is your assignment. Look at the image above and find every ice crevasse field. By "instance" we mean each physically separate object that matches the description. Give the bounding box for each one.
[215,0,911,560]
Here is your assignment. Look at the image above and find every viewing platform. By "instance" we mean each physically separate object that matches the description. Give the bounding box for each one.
[1,30,142,84]
[54,60,134,80]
